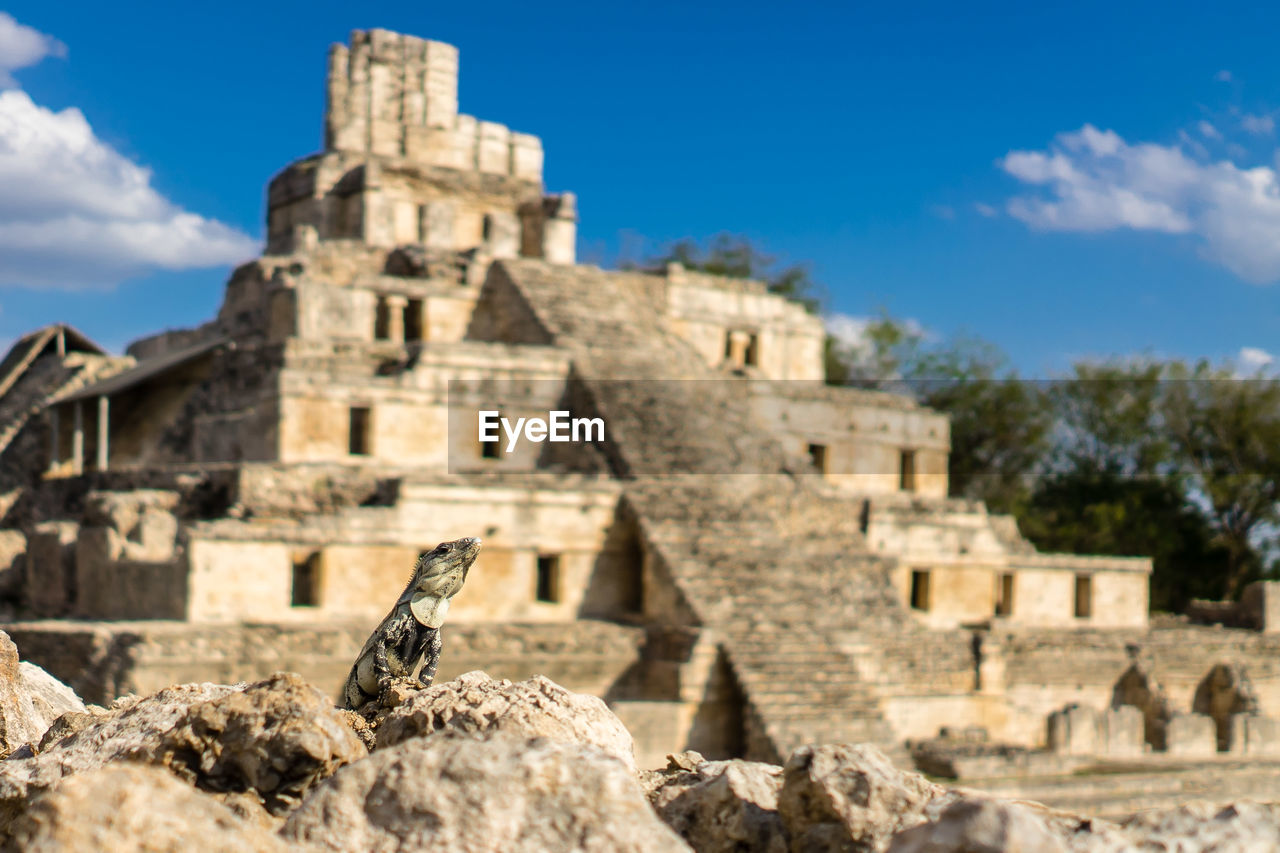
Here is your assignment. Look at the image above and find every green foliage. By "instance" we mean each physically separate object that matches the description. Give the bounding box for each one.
[1047,361,1169,477]
[912,344,1052,515]
[1020,468,1233,612]
[825,314,1280,608]
[824,312,924,389]
[1161,360,1280,597]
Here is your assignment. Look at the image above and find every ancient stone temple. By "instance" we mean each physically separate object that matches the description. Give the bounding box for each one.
[2,29,1279,780]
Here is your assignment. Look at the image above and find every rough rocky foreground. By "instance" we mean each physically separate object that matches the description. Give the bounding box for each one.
[0,634,1275,851]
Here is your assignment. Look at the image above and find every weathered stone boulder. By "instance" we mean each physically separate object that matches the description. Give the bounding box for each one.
[778,744,955,853]
[1119,801,1280,851]
[644,751,787,853]
[282,731,690,852]
[376,670,636,771]
[4,764,295,853]
[151,672,367,814]
[888,800,1067,853]
[0,632,84,756]
[0,681,238,825]
[0,673,364,829]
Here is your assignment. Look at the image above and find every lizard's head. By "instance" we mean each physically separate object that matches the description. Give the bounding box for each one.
[407,537,482,628]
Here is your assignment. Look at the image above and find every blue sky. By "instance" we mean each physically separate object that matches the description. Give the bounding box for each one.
[1,0,1278,374]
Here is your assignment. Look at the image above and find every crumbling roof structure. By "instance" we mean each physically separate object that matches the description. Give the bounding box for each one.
[0,326,126,461]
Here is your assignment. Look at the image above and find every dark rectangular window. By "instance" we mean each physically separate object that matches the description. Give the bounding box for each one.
[291,552,321,607]
[995,572,1014,617]
[480,438,500,459]
[373,296,391,340]
[1074,574,1093,619]
[910,569,931,612]
[899,449,917,492]
[807,443,827,474]
[744,333,759,367]
[405,299,424,341]
[417,204,429,242]
[349,407,371,456]
[536,554,561,603]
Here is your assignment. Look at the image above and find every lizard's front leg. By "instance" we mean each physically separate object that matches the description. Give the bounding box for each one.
[372,639,394,694]
[417,630,443,688]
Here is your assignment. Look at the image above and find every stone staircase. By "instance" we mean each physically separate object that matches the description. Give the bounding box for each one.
[726,629,906,763]
[495,258,911,761]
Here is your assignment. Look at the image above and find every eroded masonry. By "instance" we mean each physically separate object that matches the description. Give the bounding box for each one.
[3,29,1280,778]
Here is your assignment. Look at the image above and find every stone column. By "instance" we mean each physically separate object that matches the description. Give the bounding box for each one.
[48,406,60,468]
[384,295,408,343]
[542,193,577,265]
[726,331,752,367]
[71,401,84,475]
[96,395,109,471]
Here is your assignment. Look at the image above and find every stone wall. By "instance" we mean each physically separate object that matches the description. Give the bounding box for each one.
[275,338,572,468]
[664,266,826,381]
[2,618,644,704]
[324,30,542,183]
[750,382,950,494]
[183,474,628,624]
[1187,581,1280,632]
[994,624,1280,747]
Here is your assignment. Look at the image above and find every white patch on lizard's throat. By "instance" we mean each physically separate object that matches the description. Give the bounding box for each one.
[410,593,450,628]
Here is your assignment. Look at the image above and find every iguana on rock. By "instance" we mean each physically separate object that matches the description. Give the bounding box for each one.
[342,537,480,710]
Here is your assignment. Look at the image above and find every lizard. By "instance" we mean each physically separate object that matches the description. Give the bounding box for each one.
[341,536,481,711]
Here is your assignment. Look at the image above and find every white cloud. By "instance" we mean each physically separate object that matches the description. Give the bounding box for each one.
[0,13,65,87]
[1239,346,1275,374]
[825,313,873,351]
[1177,129,1209,160]
[1241,113,1275,135]
[0,19,258,290]
[974,202,998,218]
[1001,124,1280,283]
[1198,120,1221,140]
[1215,70,1233,83]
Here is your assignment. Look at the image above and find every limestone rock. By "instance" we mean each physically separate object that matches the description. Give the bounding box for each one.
[282,732,690,852]
[375,670,637,771]
[338,707,376,751]
[152,672,367,814]
[645,751,787,853]
[4,764,294,853]
[16,663,84,742]
[0,673,364,829]
[778,743,955,853]
[1120,801,1280,851]
[888,800,1067,853]
[0,681,240,826]
[0,631,84,756]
